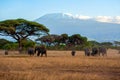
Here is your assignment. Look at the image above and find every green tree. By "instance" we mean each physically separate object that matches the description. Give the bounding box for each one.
[88,41,100,47]
[0,19,49,51]
[0,39,11,49]
[36,34,89,50]
[69,34,87,45]
[114,41,120,46]
[3,43,18,50]
[36,35,53,46]
[100,42,113,46]
[36,34,61,46]
[60,33,69,43]
[21,39,35,49]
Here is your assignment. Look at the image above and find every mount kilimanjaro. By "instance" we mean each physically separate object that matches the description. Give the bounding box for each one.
[35,13,120,42]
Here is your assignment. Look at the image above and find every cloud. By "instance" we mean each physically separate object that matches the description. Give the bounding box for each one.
[63,13,120,24]
[95,16,120,24]
[95,16,113,23]
[114,16,120,24]
[64,13,92,20]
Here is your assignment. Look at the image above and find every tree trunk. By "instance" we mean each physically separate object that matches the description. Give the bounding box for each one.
[18,40,23,53]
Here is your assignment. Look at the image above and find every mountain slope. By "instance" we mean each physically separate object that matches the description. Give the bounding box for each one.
[35,13,120,42]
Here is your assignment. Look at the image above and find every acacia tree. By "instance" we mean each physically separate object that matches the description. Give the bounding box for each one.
[0,19,49,50]
[60,33,69,43]
[69,34,88,46]
[114,41,120,47]
[36,34,61,46]
[36,35,53,46]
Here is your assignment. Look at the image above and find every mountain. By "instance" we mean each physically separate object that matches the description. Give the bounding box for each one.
[35,13,120,42]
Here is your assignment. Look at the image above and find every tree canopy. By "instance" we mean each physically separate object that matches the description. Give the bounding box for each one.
[0,19,49,50]
[36,34,89,50]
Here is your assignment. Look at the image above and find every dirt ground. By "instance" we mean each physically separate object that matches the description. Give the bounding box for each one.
[0,49,120,80]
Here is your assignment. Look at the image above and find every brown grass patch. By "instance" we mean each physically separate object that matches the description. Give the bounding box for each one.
[0,49,120,80]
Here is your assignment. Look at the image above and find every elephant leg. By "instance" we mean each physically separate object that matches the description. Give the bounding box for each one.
[45,53,47,57]
[41,53,43,57]
[37,52,40,56]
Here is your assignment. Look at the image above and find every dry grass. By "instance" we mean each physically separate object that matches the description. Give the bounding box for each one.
[0,49,120,80]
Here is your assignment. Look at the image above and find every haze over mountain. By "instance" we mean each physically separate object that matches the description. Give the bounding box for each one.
[35,13,120,42]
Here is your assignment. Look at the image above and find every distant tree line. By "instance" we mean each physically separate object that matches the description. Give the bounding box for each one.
[36,34,89,50]
[0,18,120,51]
[0,36,120,51]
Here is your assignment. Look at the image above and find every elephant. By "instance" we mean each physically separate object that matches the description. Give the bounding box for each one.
[35,46,47,57]
[84,48,90,56]
[27,47,35,56]
[99,47,107,56]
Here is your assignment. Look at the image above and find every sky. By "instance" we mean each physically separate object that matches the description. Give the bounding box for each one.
[0,0,120,21]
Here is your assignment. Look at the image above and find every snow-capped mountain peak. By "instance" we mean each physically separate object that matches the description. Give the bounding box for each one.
[36,13,74,20]
[35,13,120,42]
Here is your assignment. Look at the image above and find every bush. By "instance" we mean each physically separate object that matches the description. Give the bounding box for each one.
[22,40,35,50]
[3,43,18,50]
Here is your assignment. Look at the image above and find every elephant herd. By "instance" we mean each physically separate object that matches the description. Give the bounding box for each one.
[2,45,120,58]
[28,46,107,57]
[84,47,107,56]
[27,46,47,57]
[4,46,107,57]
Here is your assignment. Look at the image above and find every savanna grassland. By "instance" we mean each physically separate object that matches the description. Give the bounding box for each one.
[0,49,120,80]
